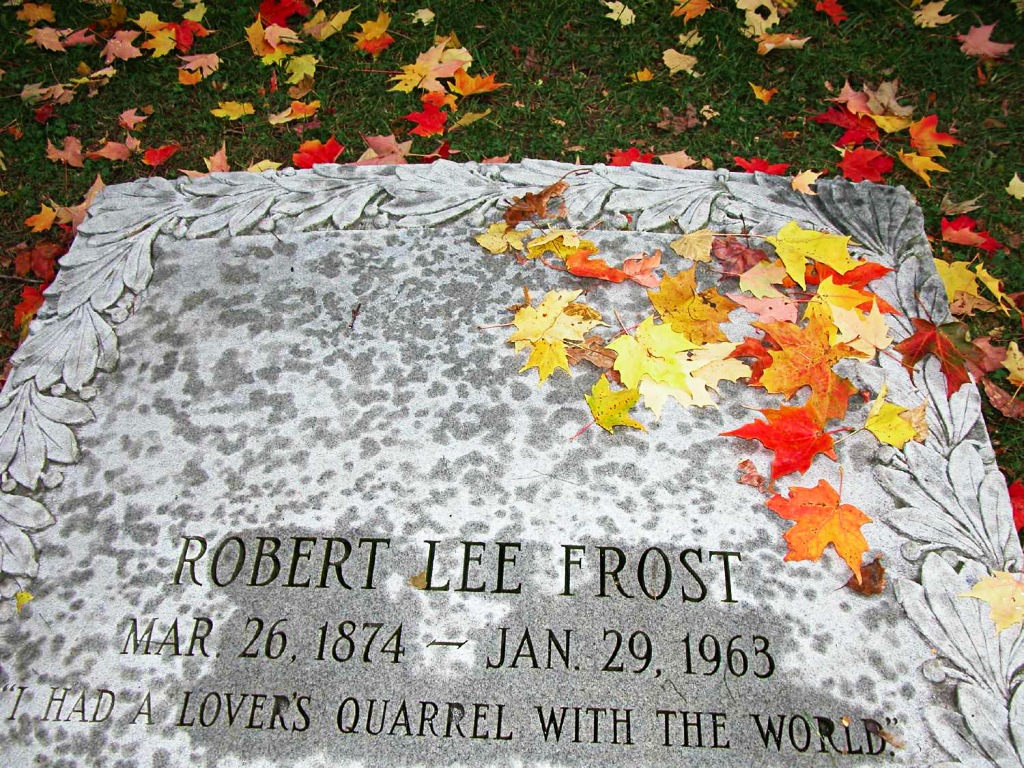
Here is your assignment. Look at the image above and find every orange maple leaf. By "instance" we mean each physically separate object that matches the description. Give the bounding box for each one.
[450,69,507,97]
[755,313,859,423]
[766,479,872,582]
[908,114,962,158]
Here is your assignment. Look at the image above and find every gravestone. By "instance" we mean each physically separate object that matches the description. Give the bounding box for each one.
[0,161,1020,767]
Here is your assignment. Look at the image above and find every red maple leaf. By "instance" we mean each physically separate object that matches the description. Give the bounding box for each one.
[609,147,655,166]
[260,0,311,25]
[34,103,56,124]
[893,317,983,397]
[807,262,900,314]
[292,136,344,168]
[730,336,777,387]
[356,34,395,57]
[734,156,790,175]
[13,242,63,283]
[404,101,447,137]
[810,106,879,147]
[941,216,1003,253]
[1009,480,1024,534]
[421,140,454,163]
[14,285,45,331]
[722,404,838,482]
[815,0,847,25]
[838,147,893,183]
[142,144,180,167]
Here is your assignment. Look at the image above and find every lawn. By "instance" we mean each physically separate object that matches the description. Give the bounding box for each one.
[0,0,1022,498]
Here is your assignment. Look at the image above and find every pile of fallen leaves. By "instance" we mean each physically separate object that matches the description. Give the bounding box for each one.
[477,175,1023,589]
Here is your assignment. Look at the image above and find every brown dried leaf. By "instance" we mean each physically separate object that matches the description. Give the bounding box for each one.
[982,378,1024,419]
[846,555,886,595]
[504,180,568,228]
[567,335,617,369]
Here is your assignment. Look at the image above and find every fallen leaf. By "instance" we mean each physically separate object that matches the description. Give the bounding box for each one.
[102,29,143,64]
[118,107,149,131]
[712,236,768,276]
[268,99,320,125]
[410,9,435,25]
[504,180,567,227]
[908,115,961,158]
[678,29,703,47]
[766,221,859,289]
[303,8,355,40]
[649,267,738,343]
[1004,341,1024,387]
[766,479,872,582]
[982,379,1024,419]
[941,215,1003,252]
[53,173,105,233]
[839,147,893,183]
[663,49,699,76]
[894,317,982,397]
[142,144,180,167]
[508,290,604,384]
[669,229,714,262]
[586,375,645,433]
[567,335,617,369]
[1007,173,1024,200]
[749,83,778,103]
[738,0,780,37]
[815,0,847,25]
[630,68,655,83]
[404,100,447,137]
[659,149,698,169]
[602,1,635,25]
[17,3,56,25]
[46,136,84,167]
[913,1,957,27]
[621,250,663,288]
[899,151,948,187]
[87,140,133,161]
[756,33,809,55]
[846,555,886,595]
[864,385,918,449]
[656,105,700,134]
[791,169,823,195]
[722,404,838,481]
[27,27,67,52]
[451,70,506,97]
[735,156,789,174]
[736,458,765,489]
[351,11,394,58]
[957,24,1015,59]
[609,147,655,166]
[672,0,711,22]
[14,590,34,611]
[961,571,1024,632]
[25,203,56,232]
[475,222,528,254]
[292,136,344,168]
[211,101,255,120]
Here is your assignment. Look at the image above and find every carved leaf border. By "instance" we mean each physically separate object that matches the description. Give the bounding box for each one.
[0,162,1019,765]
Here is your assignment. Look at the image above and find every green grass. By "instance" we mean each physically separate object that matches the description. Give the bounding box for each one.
[0,0,1022,477]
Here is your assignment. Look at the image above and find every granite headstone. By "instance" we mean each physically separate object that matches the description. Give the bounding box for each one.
[0,162,1020,766]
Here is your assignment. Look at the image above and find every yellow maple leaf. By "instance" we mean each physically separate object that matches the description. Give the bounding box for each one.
[475,222,529,254]
[352,12,394,58]
[389,40,472,93]
[142,26,176,57]
[525,230,596,261]
[961,571,1024,632]
[245,17,274,57]
[791,169,822,195]
[410,9,435,25]
[184,2,206,22]
[663,48,699,76]
[649,268,738,343]
[830,301,892,357]
[211,101,255,120]
[14,591,33,611]
[1006,173,1024,200]
[508,290,604,383]
[934,259,979,303]
[864,385,919,449]
[975,264,1014,314]
[766,221,859,289]
[248,159,283,172]
[25,203,56,232]
[867,114,913,133]
[286,54,319,85]
[586,375,645,433]
[1003,341,1024,388]
[678,30,703,47]
[898,151,948,187]
[303,8,355,41]
[134,10,164,33]
[641,343,750,413]
[804,276,876,328]
[739,260,787,299]
[607,316,699,392]
[669,228,714,262]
